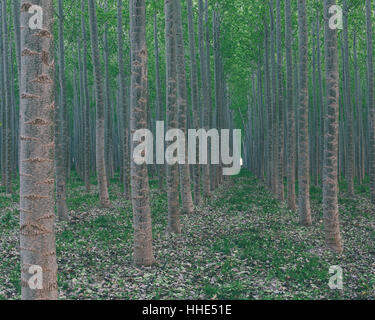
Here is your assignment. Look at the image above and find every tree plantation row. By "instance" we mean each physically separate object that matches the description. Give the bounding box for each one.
[0,0,374,300]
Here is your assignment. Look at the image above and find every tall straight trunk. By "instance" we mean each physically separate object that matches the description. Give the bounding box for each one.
[0,2,6,188]
[81,0,91,193]
[366,0,375,203]
[198,0,210,197]
[88,0,110,207]
[2,0,12,194]
[72,66,80,175]
[264,18,272,189]
[117,0,130,199]
[285,0,296,211]
[165,0,181,234]
[204,0,214,191]
[257,63,265,181]
[129,0,155,266]
[154,13,165,193]
[354,32,364,184]
[297,0,312,226]
[12,0,21,77]
[276,0,284,200]
[10,44,18,178]
[269,2,278,196]
[55,0,68,220]
[213,9,223,184]
[174,0,194,214]
[19,0,58,299]
[311,20,319,186]
[323,0,343,253]
[316,10,324,184]
[77,36,85,177]
[343,0,354,195]
[104,0,113,183]
[187,0,201,205]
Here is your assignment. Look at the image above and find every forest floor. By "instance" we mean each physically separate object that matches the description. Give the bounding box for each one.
[1,170,375,300]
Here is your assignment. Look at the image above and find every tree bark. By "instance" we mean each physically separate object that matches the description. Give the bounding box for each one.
[276,0,284,201]
[323,0,343,253]
[1,0,13,194]
[165,0,181,234]
[81,0,91,193]
[129,0,155,266]
[198,0,210,198]
[153,13,166,193]
[117,0,131,200]
[104,0,113,184]
[297,0,312,226]
[343,0,354,196]
[285,0,296,211]
[55,0,68,220]
[19,0,58,299]
[88,0,110,207]
[187,0,202,205]
[174,0,194,214]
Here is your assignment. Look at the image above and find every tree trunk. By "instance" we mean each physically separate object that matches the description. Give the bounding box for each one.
[276,0,284,201]
[88,0,110,207]
[343,0,354,196]
[153,13,165,193]
[174,0,194,215]
[297,0,312,226]
[198,0,210,198]
[187,0,202,205]
[0,2,6,188]
[1,0,13,194]
[165,0,181,234]
[81,0,91,193]
[285,0,296,211]
[322,0,343,253]
[104,0,113,184]
[129,0,155,266]
[269,2,278,197]
[55,0,68,220]
[366,0,375,203]
[19,0,58,299]
[117,0,131,200]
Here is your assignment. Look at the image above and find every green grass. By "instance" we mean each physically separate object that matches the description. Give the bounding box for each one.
[0,170,374,299]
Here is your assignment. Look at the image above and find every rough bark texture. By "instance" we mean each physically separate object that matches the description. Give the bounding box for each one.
[174,0,194,215]
[12,0,21,77]
[55,0,68,220]
[165,0,181,234]
[88,0,110,207]
[342,0,354,196]
[285,0,296,211]
[129,0,155,266]
[117,0,130,200]
[2,0,13,194]
[366,0,375,204]
[187,0,201,205]
[276,0,284,201]
[198,0,210,198]
[153,13,165,193]
[297,0,312,226]
[81,0,91,193]
[0,2,5,188]
[323,0,343,253]
[19,0,58,299]
[264,19,272,189]
[104,0,114,183]
[269,2,278,197]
